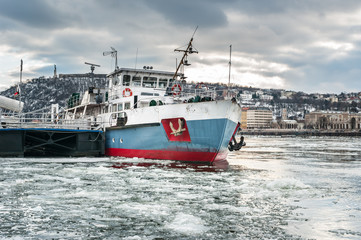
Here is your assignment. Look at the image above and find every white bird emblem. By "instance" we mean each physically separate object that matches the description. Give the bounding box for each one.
[170,119,186,136]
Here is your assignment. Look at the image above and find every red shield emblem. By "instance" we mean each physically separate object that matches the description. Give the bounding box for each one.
[161,118,191,142]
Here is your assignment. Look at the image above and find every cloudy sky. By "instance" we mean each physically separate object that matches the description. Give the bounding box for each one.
[1,0,361,94]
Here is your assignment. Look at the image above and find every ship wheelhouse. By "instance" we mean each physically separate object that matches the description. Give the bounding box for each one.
[107,68,179,110]
[111,68,175,89]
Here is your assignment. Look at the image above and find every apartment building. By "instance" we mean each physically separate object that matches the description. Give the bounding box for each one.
[241,107,273,129]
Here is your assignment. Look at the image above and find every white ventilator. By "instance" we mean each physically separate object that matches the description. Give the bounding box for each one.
[0,95,24,112]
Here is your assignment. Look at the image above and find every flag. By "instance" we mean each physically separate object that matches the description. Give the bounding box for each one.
[14,85,20,96]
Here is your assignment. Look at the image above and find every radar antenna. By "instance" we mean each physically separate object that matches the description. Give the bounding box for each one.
[84,62,100,86]
[103,47,118,71]
[84,62,100,74]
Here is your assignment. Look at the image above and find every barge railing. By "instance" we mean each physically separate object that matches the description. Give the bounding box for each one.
[1,105,102,130]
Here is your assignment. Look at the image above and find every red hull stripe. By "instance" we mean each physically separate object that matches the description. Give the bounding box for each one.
[106,148,228,163]
[230,122,240,142]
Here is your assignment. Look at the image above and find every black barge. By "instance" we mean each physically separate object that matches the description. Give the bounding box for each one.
[0,128,104,157]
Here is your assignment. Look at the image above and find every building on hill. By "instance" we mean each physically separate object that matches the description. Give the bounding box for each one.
[58,73,107,79]
[239,92,253,102]
[259,94,274,101]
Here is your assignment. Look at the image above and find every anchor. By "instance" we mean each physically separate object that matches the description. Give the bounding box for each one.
[228,123,246,151]
[228,135,246,151]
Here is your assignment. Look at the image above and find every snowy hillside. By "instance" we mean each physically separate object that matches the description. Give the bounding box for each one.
[0,74,107,113]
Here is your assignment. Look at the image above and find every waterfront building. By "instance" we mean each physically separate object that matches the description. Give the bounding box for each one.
[279,119,298,129]
[240,107,248,129]
[241,107,273,129]
[305,111,361,130]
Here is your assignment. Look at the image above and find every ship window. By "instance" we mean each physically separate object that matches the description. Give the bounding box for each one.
[124,102,131,110]
[132,76,141,87]
[112,104,117,112]
[140,92,160,96]
[169,79,174,87]
[142,77,157,88]
[123,75,131,86]
[159,78,168,88]
[118,104,123,111]
[112,75,119,85]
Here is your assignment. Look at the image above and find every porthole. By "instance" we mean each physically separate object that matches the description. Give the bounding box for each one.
[112,138,115,143]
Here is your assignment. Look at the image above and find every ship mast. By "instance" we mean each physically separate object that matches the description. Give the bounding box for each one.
[228,45,232,87]
[19,59,23,115]
[173,27,199,80]
[103,47,118,71]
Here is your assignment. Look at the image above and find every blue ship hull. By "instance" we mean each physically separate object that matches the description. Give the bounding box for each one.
[105,118,238,163]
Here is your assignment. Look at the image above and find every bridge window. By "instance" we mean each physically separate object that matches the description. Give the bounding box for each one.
[123,75,131,86]
[124,102,131,110]
[159,78,168,88]
[142,77,157,88]
[132,76,141,87]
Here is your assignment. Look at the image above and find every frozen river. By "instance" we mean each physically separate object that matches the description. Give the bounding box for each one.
[1,136,361,239]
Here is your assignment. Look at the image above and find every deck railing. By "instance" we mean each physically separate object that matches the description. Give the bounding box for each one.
[1,86,238,130]
[0,106,101,131]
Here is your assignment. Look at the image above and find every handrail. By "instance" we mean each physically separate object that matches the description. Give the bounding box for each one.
[1,114,102,131]
[1,86,237,131]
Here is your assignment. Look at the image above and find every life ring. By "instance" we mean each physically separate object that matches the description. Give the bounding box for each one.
[122,88,133,97]
[171,84,182,96]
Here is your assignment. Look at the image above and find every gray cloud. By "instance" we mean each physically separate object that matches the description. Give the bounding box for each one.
[144,0,228,28]
[1,0,361,93]
[0,0,71,29]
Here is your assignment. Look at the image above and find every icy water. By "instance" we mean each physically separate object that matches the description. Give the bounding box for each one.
[1,136,361,240]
